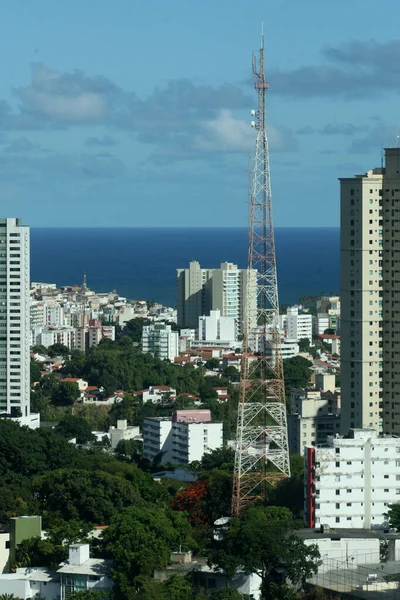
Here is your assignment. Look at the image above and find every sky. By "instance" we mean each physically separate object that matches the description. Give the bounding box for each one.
[0,0,400,227]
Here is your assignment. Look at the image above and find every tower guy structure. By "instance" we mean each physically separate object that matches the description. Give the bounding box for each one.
[231,31,290,517]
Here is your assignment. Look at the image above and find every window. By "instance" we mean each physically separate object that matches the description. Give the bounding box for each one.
[336,503,340,509]
[335,517,340,523]
[347,489,352,493]
[336,490,340,496]
[335,461,340,467]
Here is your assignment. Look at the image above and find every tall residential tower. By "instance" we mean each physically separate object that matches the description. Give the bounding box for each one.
[340,148,400,435]
[177,260,256,335]
[0,219,32,425]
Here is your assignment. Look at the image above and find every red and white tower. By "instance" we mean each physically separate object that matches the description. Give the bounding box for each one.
[231,29,290,517]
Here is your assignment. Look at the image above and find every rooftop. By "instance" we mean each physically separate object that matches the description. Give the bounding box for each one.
[58,557,111,576]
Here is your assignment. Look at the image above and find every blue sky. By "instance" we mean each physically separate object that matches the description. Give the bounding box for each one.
[0,0,399,227]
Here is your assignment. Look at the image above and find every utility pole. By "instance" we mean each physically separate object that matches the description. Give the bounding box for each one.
[231,26,290,518]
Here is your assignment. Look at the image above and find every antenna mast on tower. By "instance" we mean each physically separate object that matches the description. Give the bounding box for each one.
[231,27,290,518]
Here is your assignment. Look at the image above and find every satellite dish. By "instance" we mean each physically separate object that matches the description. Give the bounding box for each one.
[251,121,256,128]
[251,109,256,117]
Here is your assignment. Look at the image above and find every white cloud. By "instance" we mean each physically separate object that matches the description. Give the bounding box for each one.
[193,110,254,153]
[193,110,297,154]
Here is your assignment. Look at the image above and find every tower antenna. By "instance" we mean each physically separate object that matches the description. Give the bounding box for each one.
[231,26,290,518]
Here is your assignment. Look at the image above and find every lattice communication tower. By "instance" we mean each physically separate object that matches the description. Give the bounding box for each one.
[231,30,290,518]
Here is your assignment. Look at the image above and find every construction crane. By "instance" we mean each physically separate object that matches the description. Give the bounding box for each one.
[231,26,290,518]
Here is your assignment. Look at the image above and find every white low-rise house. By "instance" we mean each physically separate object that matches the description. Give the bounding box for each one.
[0,531,9,573]
[0,543,112,599]
[143,410,223,465]
[305,428,400,529]
[142,385,177,404]
[109,419,141,450]
[58,543,112,597]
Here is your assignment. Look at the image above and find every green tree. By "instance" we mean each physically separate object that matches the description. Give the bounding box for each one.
[69,591,110,600]
[210,589,246,600]
[30,360,42,385]
[47,343,70,358]
[0,595,24,600]
[298,338,310,353]
[55,415,95,444]
[102,505,194,594]
[51,381,80,406]
[31,344,48,355]
[283,356,313,390]
[205,358,220,370]
[33,468,141,525]
[115,439,143,462]
[208,506,320,598]
[15,536,67,569]
[200,448,234,473]
[386,503,400,530]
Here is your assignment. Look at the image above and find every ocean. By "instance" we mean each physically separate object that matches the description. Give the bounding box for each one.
[30,227,340,307]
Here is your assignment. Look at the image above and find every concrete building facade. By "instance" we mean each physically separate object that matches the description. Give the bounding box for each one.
[287,306,313,342]
[143,410,223,465]
[177,261,256,335]
[339,151,400,433]
[0,219,31,421]
[142,323,179,362]
[198,309,236,344]
[304,428,400,530]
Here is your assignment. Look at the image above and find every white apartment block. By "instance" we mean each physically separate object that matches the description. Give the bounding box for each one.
[33,326,76,350]
[287,306,313,342]
[198,309,236,344]
[281,337,299,359]
[30,302,46,329]
[142,323,179,362]
[339,152,400,434]
[143,410,223,465]
[314,313,330,336]
[0,219,31,422]
[304,429,400,530]
[177,261,256,335]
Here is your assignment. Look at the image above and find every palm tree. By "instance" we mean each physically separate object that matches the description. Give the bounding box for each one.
[0,594,23,600]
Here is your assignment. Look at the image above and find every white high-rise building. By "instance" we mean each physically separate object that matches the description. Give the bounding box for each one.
[0,219,32,424]
[286,306,313,342]
[339,150,400,434]
[142,323,179,361]
[177,261,256,334]
[304,428,400,529]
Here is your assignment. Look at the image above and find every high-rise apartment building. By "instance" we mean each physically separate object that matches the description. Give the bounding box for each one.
[0,219,31,423]
[177,261,213,329]
[177,260,256,334]
[340,148,400,435]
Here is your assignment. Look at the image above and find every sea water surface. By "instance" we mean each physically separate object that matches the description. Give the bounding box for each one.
[30,227,339,306]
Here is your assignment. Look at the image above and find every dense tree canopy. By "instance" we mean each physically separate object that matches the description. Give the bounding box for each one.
[55,415,95,444]
[102,505,195,595]
[208,506,320,598]
[283,356,313,390]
